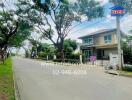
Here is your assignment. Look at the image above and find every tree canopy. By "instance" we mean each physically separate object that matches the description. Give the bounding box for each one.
[16,0,104,60]
[64,39,78,54]
[0,9,18,50]
[73,0,104,20]
[0,1,33,62]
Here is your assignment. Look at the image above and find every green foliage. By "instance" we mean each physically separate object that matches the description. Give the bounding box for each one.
[0,1,33,54]
[73,0,104,20]
[68,53,80,59]
[38,52,46,58]
[64,39,78,56]
[9,21,33,47]
[54,39,79,59]
[122,66,132,72]
[32,0,69,13]
[37,43,55,58]
[122,36,132,64]
[40,29,54,40]
[16,0,103,59]
[53,52,80,63]
[38,43,55,54]
[32,0,50,13]
[0,10,18,48]
[29,38,40,49]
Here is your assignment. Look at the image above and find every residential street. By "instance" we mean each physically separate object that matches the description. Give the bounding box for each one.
[13,57,132,100]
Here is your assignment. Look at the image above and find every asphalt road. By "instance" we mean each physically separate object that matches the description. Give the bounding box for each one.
[13,57,132,100]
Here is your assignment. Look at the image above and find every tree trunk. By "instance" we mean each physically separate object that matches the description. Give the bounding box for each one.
[0,46,7,64]
[60,38,65,62]
[0,50,5,64]
[54,38,65,62]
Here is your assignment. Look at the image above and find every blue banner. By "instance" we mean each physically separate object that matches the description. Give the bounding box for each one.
[111,6,125,16]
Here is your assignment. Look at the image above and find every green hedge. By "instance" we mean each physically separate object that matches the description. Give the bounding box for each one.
[122,65,132,72]
[38,52,53,60]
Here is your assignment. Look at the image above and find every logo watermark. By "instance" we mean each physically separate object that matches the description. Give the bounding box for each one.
[52,70,87,75]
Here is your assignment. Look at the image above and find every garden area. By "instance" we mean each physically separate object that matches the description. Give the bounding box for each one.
[0,58,15,100]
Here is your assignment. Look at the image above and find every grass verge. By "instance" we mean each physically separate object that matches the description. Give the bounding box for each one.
[0,58,15,100]
[119,71,132,78]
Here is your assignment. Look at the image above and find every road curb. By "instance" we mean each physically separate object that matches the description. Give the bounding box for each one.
[118,73,132,78]
[12,58,21,100]
[105,70,119,75]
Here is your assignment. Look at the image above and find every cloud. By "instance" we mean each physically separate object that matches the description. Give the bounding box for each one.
[67,25,106,43]
[96,0,109,5]
[69,0,109,5]
[68,0,76,3]
[121,15,132,35]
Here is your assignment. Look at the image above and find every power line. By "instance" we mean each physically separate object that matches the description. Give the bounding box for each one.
[70,17,106,34]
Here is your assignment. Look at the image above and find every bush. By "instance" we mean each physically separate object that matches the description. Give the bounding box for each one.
[65,52,80,59]
[124,54,132,64]
[38,52,47,58]
[122,65,132,72]
[122,41,132,64]
[53,59,62,62]
[38,52,53,60]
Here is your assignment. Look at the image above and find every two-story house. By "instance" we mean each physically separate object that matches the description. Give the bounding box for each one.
[79,28,124,61]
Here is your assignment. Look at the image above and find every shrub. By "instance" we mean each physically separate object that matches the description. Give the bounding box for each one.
[122,65,132,72]
[65,52,81,59]
[38,52,47,58]
[38,52,53,60]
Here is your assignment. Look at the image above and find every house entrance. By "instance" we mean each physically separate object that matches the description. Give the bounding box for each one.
[97,49,104,59]
[84,50,92,61]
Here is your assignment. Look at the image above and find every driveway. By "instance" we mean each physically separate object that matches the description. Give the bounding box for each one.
[13,57,132,100]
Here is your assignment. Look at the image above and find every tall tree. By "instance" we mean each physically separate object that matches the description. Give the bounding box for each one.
[0,4,18,61]
[8,21,33,48]
[17,0,103,61]
[0,1,33,62]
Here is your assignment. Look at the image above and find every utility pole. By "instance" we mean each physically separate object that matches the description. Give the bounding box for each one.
[116,16,122,69]
[111,6,125,70]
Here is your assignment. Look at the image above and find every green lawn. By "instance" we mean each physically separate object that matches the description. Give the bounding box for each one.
[0,58,15,100]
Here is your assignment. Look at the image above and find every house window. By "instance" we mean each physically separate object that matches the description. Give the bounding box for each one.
[83,37,93,45]
[104,34,112,43]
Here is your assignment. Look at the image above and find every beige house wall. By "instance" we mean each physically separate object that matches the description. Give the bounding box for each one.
[93,32,118,46]
[80,30,121,60]
[104,48,118,57]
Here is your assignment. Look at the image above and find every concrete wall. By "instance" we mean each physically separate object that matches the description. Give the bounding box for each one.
[104,48,118,57]
[85,60,109,66]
